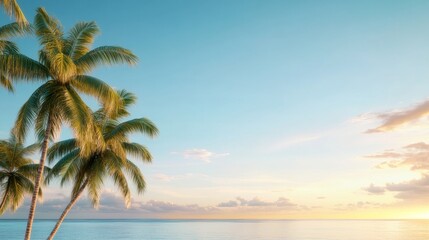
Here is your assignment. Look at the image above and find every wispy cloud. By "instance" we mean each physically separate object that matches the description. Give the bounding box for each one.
[365,99,429,133]
[3,194,307,219]
[172,149,229,163]
[362,184,386,195]
[217,197,299,209]
[363,175,429,203]
[363,142,429,204]
[385,174,429,201]
[2,191,218,219]
[348,112,379,124]
[366,142,429,171]
[334,201,385,211]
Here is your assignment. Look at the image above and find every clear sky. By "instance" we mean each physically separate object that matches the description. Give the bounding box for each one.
[2,0,429,219]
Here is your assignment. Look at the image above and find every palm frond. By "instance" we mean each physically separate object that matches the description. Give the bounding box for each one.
[75,46,138,73]
[111,170,130,207]
[45,149,80,185]
[0,0,28,25]
[0,54,49,81]
[47,139,77,163]
[17,164,50,180]
[65,21,99,60]
[49,52,76,82]
[71,75,120,117]
[122,142,152,163]
[62,85,96,157]
[123,159,146,193]
[21,143,40,156]
[116,89,137,118]
[86,160,105,207]
[0,22,31,39]
[34,7,63,55]
[70,160,91,198]
[106,118,159,141]
[32,82,65,142]
[13,81,52,142]
[0,40,18,54]
[0,73,14,92]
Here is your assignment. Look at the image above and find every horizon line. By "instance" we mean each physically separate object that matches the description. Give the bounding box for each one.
[1,218,428,221]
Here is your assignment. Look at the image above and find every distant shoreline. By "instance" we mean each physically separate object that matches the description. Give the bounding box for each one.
[0,218,428,221]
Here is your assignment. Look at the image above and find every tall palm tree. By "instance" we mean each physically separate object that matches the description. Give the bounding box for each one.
[1,8,138,240]
[0,0,27,25]
[0,134,42,214]
[0,22,31,91]
[45,90,158,239]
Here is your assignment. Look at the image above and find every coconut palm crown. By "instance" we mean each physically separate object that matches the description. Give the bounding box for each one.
[0,134,42,214]
[45,90,158,239]
[0,8,138,240]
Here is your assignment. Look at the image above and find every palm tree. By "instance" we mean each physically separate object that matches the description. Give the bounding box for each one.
[1,8,138,240]
[0,22,31,91]
[45,90,158,239]
[0,0,27,25]
[0,134,42,214]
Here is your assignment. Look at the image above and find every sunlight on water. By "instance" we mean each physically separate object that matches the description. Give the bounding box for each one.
[0,220,428,240]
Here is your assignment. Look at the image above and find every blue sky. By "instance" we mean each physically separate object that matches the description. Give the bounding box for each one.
[2,0,429,219]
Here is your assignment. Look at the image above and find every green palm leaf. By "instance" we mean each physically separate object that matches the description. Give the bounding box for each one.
[65,21,99,60]
[122,142,152,163]
[71,75,120,116]
[0,40,18,54]
[75,46,138,73]
[0,22,31,39]
[106,118,159,141]
[0,54,49,81]
[0,134,41,215]
[0,74,13,91]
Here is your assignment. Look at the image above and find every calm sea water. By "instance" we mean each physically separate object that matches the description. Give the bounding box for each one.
[0,219,428,240]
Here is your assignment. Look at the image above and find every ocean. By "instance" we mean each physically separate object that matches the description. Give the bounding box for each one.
[0,219,428,239]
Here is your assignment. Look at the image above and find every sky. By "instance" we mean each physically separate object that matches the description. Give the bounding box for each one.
[1,0,429,219]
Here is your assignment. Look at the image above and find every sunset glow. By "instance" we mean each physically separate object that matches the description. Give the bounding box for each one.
[1,0,429,221]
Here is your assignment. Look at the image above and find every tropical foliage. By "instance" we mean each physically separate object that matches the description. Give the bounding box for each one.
[0,7,138,239]
[0,0,27,24]
[0,134,42,214]
[45,90,158,239]
[0,22,31,91]
[0,4,156,240]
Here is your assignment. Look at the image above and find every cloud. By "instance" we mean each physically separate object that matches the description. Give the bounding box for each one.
[172,149,229,163]
[362,184,386,195]
[366,142,429,171]
[363,175,429,203]
[2,191,218,219]
[218,197,298,209]
[334,201,385,211]
[364,141,429,205]
[217,200,239,208]
[385,174,429,201]
[138,200,217,213]
[365,100,429,133]
[3,193,307,219]
[349,113,379,124]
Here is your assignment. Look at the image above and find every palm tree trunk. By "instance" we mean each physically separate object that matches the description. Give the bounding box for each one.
[24,118,52,240]
[0,189,9,212]
[47,179,89,240]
